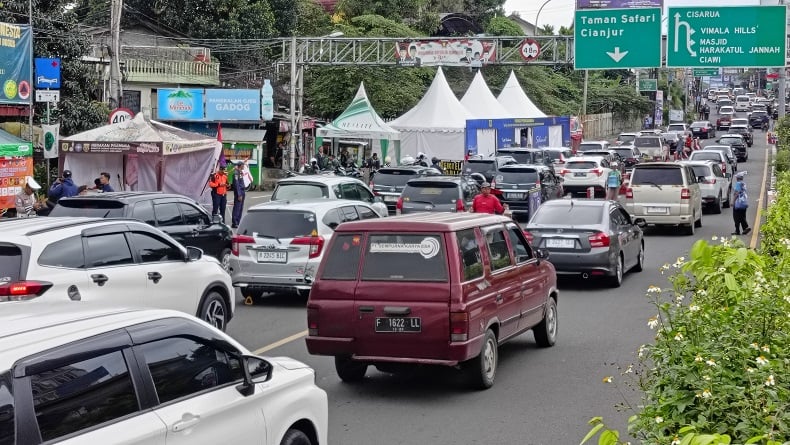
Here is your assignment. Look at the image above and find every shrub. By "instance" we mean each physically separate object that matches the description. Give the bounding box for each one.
[776,151,790,173]
[775,115,790,151]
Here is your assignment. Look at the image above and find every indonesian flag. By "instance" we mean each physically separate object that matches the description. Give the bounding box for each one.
[217,122,227,167]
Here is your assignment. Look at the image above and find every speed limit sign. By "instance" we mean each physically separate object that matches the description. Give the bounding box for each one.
[109,107,134,125]
[519,39,541,62]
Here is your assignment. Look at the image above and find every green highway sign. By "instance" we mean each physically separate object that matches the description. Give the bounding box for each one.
[667,6,787,68]
[574,8,661,70]
[693,68,719,77]
[638,79,657,91]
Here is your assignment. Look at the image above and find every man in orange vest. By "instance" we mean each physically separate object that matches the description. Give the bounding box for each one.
[209,161,229,223]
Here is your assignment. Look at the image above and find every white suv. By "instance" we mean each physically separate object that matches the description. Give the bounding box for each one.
[0,304,328,445]
[0,217,234,330]
[559,156,614,198]
[679,160,732,213]
[624,163,703,235]
[271,175,388,217]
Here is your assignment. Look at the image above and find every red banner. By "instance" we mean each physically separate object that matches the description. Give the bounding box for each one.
[0,157,34,209]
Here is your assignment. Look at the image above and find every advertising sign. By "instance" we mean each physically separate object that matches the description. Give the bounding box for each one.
[205,89,261,121]
[639,79,658,91]
[157,88,204,120]
[60,141,161,155]
[0,157,33,209]
[655,90,664,128]
[42,124,59,159]
[574,8,662,69]
[394,39,497,67]
[34,57,61,89]
[577,0,662,8]
[0,23,32,105]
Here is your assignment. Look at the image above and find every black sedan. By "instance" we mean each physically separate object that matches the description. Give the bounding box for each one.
[524,199,644,287]
[716,134,749,162]
[689,121,716,139]
[749,111,770,129]
[727,124,753,147]
[495,164,564,220]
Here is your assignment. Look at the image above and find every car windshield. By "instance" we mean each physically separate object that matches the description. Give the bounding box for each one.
[531,204,603,225]
[0,244,23,282]
[464,161,493,174]
[720,107,734,113]
[730,126,748,133]
[617,134,636,143]
[690,152,723,162]
[373,169,420,187]
[544,150,571,161]
[361,234,448,282]
[497,168,539,184]
[634,137,661,147]
[49,200,126,218]
[632,167,683,186]
[731,119,748,126]
[565,161,598,170]
[402,182,458,204]
[238,210,317,239]
[718,137,742,145]
[752,111,767,117]
[272,183,329,200]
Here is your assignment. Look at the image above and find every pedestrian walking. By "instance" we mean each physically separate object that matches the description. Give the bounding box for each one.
[231,161,246,228]
[471,182,504,215]
[209,162,229,223]
[14,176,43,218]
[732,172,751,236]
[605,168,622,201]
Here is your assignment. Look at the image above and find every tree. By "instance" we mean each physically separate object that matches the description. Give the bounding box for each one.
[538,24,554,35]
[484,16,524,36]
[1,0,108,136]
[268,0,299,36]
[294,0,334,37]
[335,0,428,22]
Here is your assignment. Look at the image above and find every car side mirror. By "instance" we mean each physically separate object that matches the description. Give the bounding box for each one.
[535,249,550,261]
[372,196,383,203]
[236,355,273,396]
[211,214,223,224]
[186,246,203,262]
[634,218,647,228]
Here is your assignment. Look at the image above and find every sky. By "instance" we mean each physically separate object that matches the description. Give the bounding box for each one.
[503,0,762,32]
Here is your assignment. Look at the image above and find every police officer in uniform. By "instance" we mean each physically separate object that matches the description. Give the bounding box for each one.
[15,176,43,218]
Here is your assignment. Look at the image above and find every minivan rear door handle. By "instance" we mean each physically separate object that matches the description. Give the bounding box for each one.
[358,306,374,313]
[495,294,503,303]
[90,274,108,286]
[384,306,411,316]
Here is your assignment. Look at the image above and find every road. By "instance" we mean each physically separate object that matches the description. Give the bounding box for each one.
[226,123,770,444]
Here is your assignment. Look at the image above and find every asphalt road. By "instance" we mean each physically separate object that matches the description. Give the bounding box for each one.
[226,122,770,445]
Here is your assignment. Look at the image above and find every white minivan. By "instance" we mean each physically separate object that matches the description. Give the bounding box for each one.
[735,95,751,112]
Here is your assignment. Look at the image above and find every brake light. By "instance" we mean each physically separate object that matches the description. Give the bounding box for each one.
[231,234,254,256]
[618,183,629,195]
[291,235,325,259]
[560,169,570,175]
[702,128,708,132]
[588,232,610,248]
[522,230,534,244]
[395,197,404,215]
[455,199,466,212]
[681,188,691,199]
[307,305,319,336]
[0,280,53,301]
[450,312,468,342]
[591,168,603,176]
[625,187,633,199]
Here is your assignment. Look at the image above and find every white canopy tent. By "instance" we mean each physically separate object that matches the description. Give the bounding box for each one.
[390,67,473,161]
[316,82,401,163]
[497,71,547,118]
[460,71,511,157]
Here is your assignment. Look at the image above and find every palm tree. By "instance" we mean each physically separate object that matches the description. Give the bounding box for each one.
[538,24,555,35]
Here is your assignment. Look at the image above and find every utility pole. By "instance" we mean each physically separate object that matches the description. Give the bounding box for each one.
[289,35,297,171]
[108,0,123,108]
[27,0,33,143]
[779,67,786,120]
[582,70,588,116]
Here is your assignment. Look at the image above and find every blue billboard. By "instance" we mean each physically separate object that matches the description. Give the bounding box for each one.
[0,23,32,105]
[34,57,61,89]
[157,88,204,120]
[465,117,571,154]
[205,89,261,121]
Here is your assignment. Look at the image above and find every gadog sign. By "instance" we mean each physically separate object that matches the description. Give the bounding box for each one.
[205,89,261,121]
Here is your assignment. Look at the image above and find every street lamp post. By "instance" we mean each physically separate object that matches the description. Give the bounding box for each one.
[535,0,554,35]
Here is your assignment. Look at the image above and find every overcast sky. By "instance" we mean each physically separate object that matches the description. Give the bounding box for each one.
[504,0,762,31]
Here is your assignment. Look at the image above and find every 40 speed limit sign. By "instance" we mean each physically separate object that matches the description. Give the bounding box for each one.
[519,39,541,62]
[109,108,134,125]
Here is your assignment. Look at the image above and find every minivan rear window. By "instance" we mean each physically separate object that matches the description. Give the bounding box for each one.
[50,200,125,218]
[531,205,603,225]
[0,244,23,282]
[321,234,362,280]
[632,167,684,186]
[634,137,661,147]
[374,169,419,187]
[238,210,317,239]
[689,165,711,178]
[361,234,447,282]
[272,183,328,201]
[402,182,458,204]
[464,161,493,174]
[497,169,539,184]
[566,161,597,170]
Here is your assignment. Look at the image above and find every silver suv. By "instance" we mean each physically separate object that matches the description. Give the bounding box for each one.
[271,176,388,217]
[624,163,703,235]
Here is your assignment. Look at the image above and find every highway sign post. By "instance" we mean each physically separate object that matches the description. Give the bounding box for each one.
[638,79,657,91]
[574,8,661,69]
[693,68,719,77]
[667,6,787,68]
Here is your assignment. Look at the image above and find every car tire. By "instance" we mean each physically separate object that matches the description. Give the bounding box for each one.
[686,219,695,236]
[220,248,231,272]
[281,429,312,445]
[465,329,498,390]
[335,356,367,383]
[533,297,558,348]
[695,213,703,228]
[713,192,723,214]
[199,290,228,331]
[609,254,624,288]
[723,187,731,208]
[633,242,645,272]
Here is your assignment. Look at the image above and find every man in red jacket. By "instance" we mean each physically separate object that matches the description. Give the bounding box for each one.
[472,182,504,215]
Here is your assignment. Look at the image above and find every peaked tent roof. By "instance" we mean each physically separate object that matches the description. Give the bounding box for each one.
[460,71,511,119]
[497,71,547,118]
[390,67,473,132]
[317,82,399,140]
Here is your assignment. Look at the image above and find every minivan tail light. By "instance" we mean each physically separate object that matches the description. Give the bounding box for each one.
[307,306,319,336]
[559,169,570,176]
[455,199,466,212]
[291,235,325,259]
[625,187,633,199]
[588,232,610,248]
[681,188,691,200]
[450,312,469,342]
[591,168,603,176]
[395,197,404,215]
[704,178,716,184]
[0,280,53,301]
[231,234,254,256]
[721,162,727,173]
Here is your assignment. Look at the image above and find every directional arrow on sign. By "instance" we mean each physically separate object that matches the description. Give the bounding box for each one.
[606,47,628,63]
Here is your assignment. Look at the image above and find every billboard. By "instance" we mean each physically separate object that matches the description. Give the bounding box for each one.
[394,39,497,67]
[157,88,204,120]
[0,157,34,210]
[0,22,32,105]
[205,89,260,121]
[576,0,662,8]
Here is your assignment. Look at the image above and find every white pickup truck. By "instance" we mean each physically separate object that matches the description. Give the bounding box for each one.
[634,135,665,161]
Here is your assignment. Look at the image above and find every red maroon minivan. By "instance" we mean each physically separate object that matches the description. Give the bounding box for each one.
[305,212,558,389]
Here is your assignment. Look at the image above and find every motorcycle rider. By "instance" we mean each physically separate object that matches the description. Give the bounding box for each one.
[430,157,445,174]
[416,152,429,167]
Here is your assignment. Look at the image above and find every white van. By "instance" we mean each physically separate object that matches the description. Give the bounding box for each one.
[734,95,751,112]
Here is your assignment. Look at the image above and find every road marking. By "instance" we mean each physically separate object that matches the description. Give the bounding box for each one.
[253,330,308,355]
[750,146,770,249]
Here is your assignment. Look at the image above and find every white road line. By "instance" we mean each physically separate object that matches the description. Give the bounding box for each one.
[750,145,770,249]
[253,330,308,355]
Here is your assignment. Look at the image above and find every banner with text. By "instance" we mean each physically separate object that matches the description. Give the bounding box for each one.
[205,89,261,121]
[394,39,497,67]
[0,157,33,209]
[157,88,205,120]
[0,23,32,105]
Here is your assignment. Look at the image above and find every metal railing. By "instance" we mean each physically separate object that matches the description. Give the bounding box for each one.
[123,59,221,85]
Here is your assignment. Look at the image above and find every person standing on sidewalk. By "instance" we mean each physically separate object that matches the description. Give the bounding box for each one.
[231,161,246,228]
[209,162,228,223]
[605,168,622,201]
[732,172,751,236]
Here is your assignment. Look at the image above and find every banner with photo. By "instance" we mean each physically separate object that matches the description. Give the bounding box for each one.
[576,0,662,8]
[394,39,496,67]
[0,157,34,209]
[0,22,32,105]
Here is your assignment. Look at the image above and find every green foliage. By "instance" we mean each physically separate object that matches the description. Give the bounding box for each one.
[294,0,334,36]
[587,74,652,120]
[269,0,299,36]
[341,14,424,38]
[775,151,790,173]
[426,0,505,28]
[484,16,524,37]
[774,116,790,152]
[760,172,790,257]
[336,0,427,22]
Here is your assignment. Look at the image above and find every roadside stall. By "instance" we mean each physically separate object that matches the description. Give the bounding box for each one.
[0,129,34,215]
[60,113,221,204]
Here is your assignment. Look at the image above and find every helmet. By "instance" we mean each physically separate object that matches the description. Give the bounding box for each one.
[401,156,415,165]
[417,152,426,159]
[431,157,440,164]
[310,157,318,164]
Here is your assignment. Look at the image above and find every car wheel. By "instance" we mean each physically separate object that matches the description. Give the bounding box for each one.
[220,248,231,272]
[686,218,695,236]
[200,291,228,331]
[465,329,498,390]
[609,254,624,288]
[335,356,367,383]
[533,297,558,347]
[633,241,645,272]
[713,192,723,214]
[695,213,703,228]
[281,429,312,445]
[724,187,732,208]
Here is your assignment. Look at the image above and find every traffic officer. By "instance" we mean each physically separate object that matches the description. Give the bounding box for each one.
[15,176,43,218]
[231,161,246,228]
[471,182,504,215]
[209,162,229,223]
